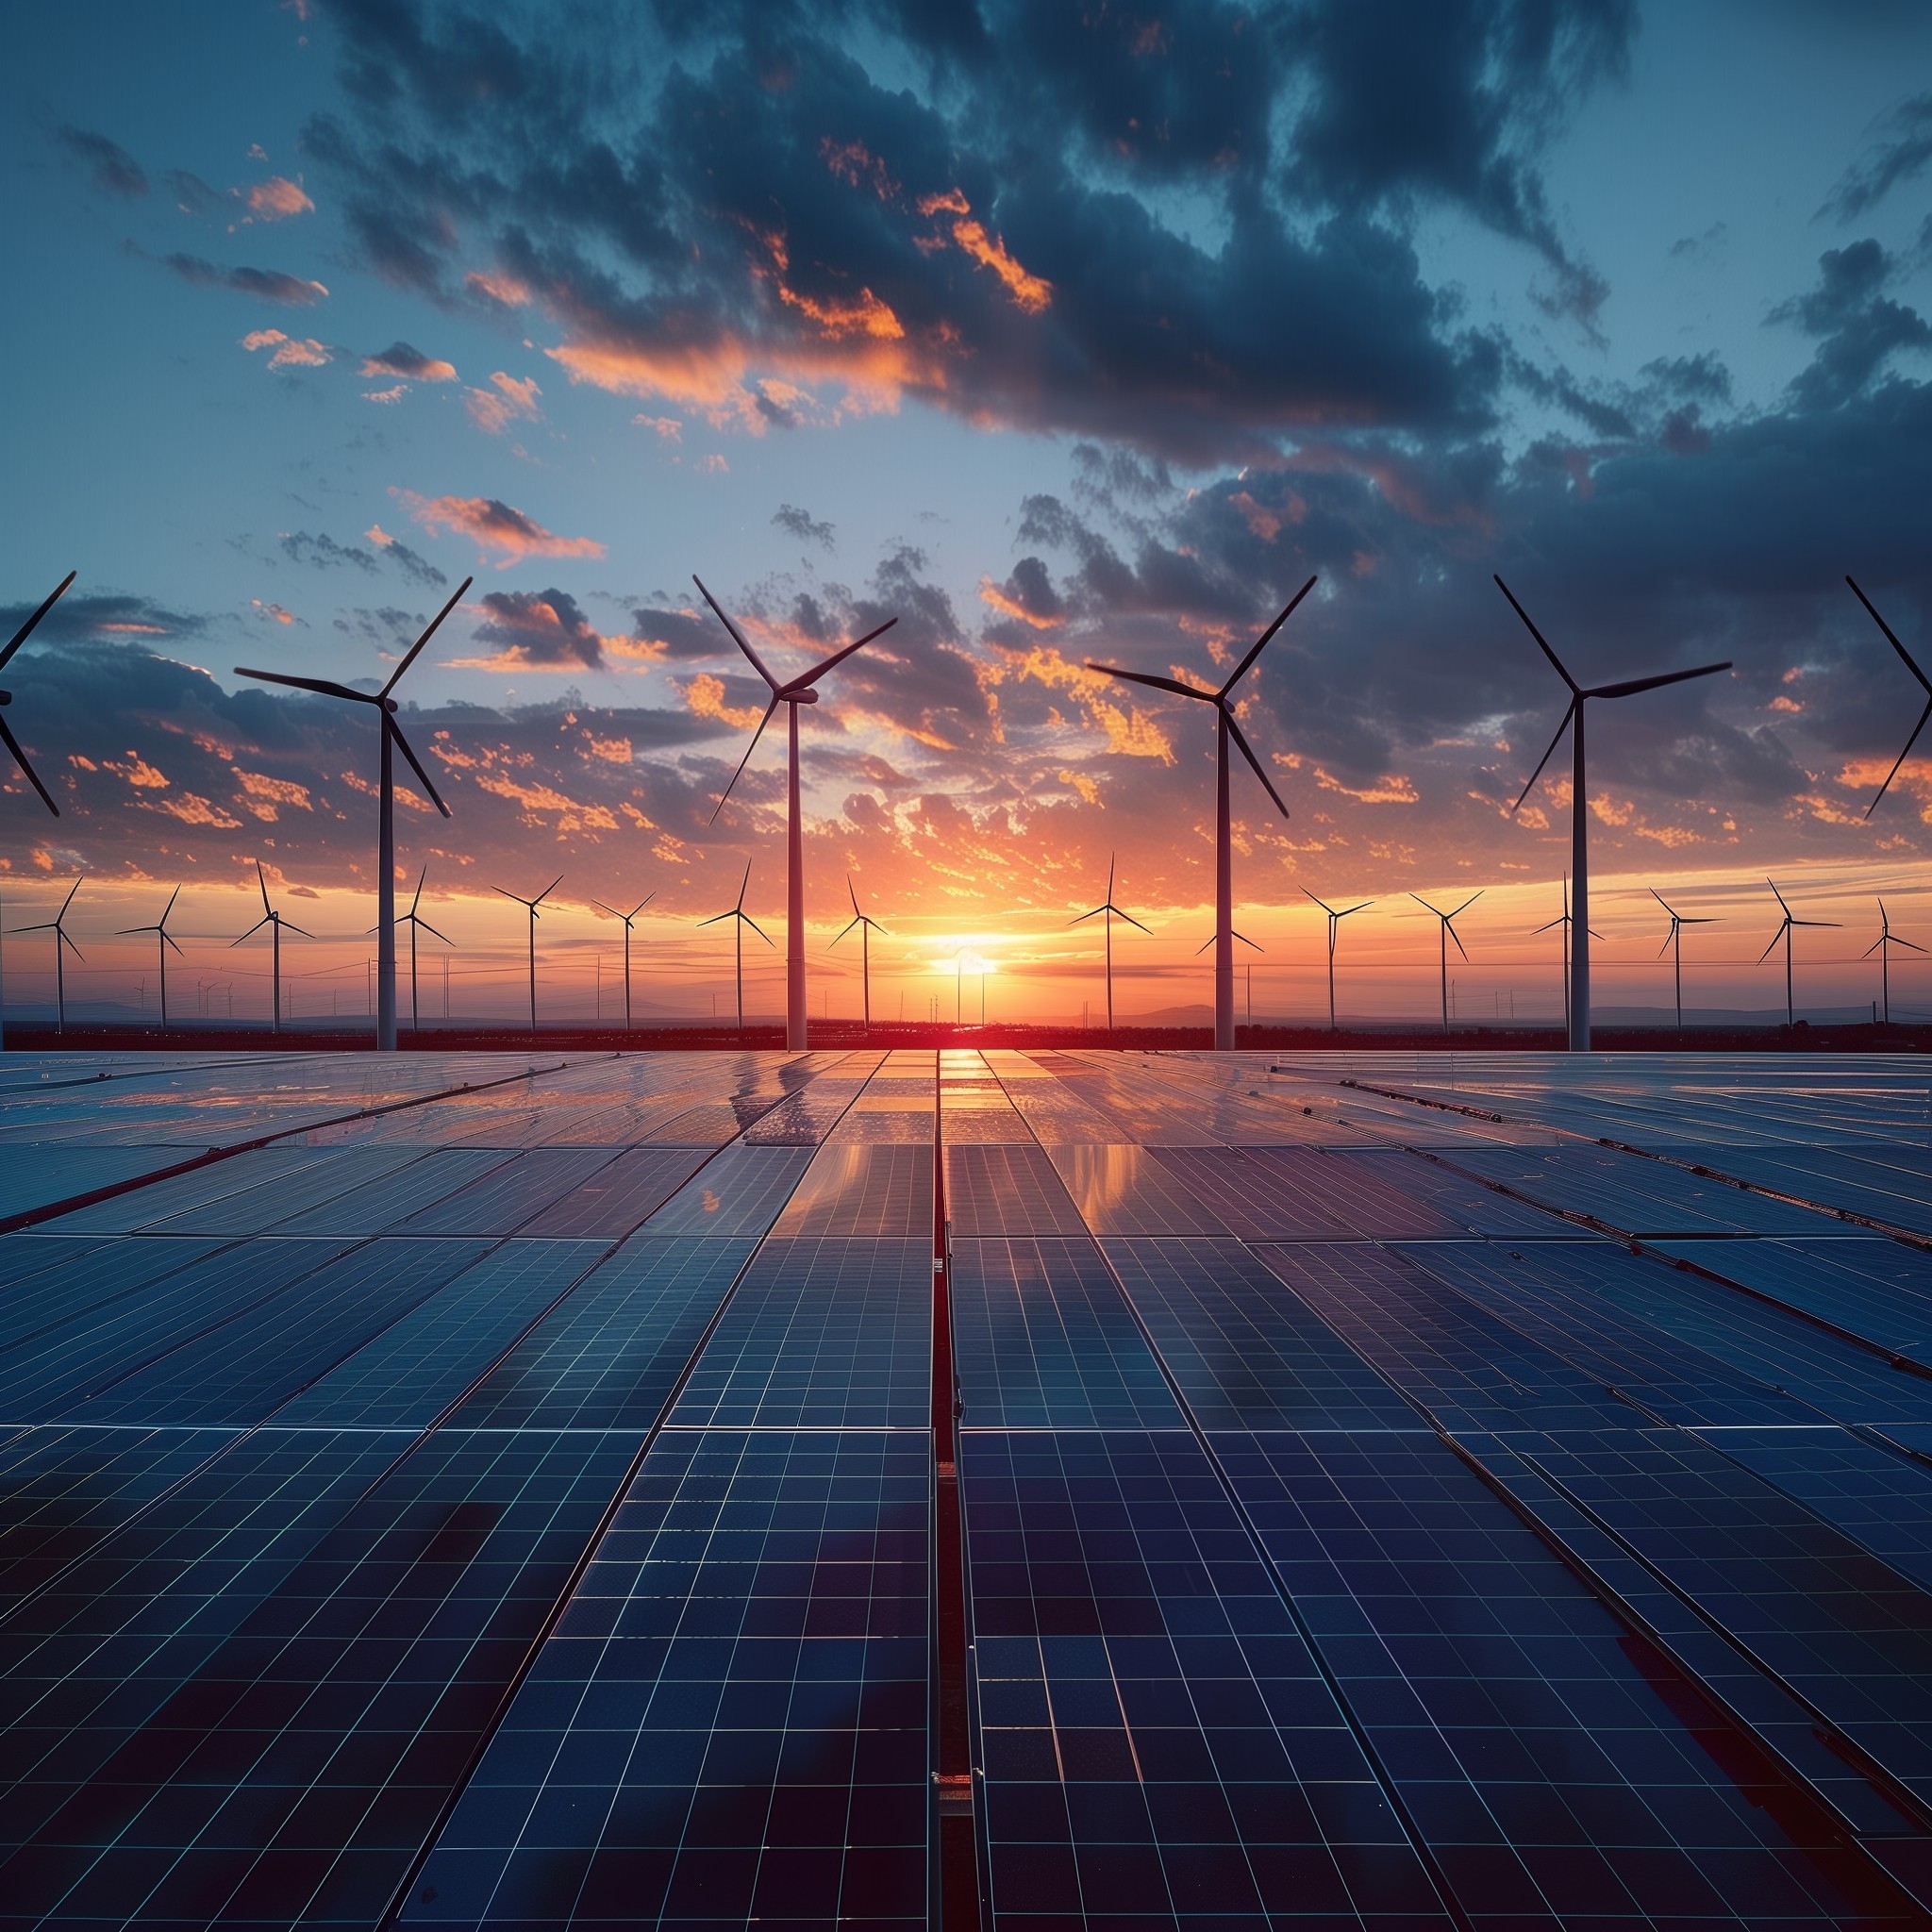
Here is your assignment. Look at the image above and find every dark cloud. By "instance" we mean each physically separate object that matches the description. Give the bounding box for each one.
[773,504,835,549]
[360,340,457,379]
[1770,241,1932,410]
[57,125,146,197]
[161,253,328,306]
[301,0,1638,459]
[469,590,607,668]
[0,591,202,644]
[283,530,448,587]
[1824,92,1932,221]
[631,603,724,659]
[163,169,224,217]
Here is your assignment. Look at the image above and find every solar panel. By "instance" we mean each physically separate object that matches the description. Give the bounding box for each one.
[387,1149,631,1237]
[638,1145,815,1239]
[1043,1142,1234,1236]
[514,1146,715,1239]
[770,1144,934,1239]
[942,1144,1088,1237]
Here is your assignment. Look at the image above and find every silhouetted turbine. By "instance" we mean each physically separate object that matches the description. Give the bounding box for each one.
[1844,576,1932,819]
[1411,892,1479,1034]
[831,876,888,1035]
[1650,888,1716,1032]
[1090,576,1313,1048]
[121,886,185,1029]
[1532,875,1603,1038]
[1498,577,1730,1051]
[237,577,470,1052]
[1304,891,1370,1032]
[1071,856,1149,1034]
[697,576,896,1052]
[700,861,770,1040]
[1864,897,1924,1026]
[0,572,75,816]
[592,893,655,1030]
[396,867,451,1033]
[233,861,309,1034]
[14,875,84,1033]
[494,876,559,1033]
[1759,879,1838,1028]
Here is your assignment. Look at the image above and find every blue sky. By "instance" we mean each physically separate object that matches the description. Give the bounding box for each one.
[4,0,1932,1024]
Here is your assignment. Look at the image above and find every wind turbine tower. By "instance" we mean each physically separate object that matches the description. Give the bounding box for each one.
[1411,892,1480,1034]
[700,861,771,1040]
[1090,576,1314,1048]
[233,862,309,1034]
[1071,857,1149,1035]
[1497,577,1730,1050]
[1865,898,1924,1026]
[15,876,84,1033]
[831,876,888,1035]
[1304,890,1370,1031]
[1759,880,1839,1028]
[493,877,560,1033]
[121,886,185,1029]
[592,894,654,1031]
[696,577,896,1051]
[1650,888,1716,1032]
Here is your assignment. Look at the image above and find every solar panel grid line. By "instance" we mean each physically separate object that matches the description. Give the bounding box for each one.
[0,1236,233,1361]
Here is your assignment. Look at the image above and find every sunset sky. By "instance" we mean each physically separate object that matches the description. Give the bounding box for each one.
[5,0,1932,1026]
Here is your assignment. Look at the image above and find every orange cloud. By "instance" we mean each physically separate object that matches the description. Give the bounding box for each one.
[392,489,604,567]
[104,753,169,790]
[465,371,542,435]
[918,189,1052,313]
[1314,767,1417,805]
[977,577,1061,629]
[467,269,531,308]
[680,673,765,731]
[250,600,296,625]
[475,771,620,830]
[242,328,329,369]
[233,769,314,821]
[245,176,313,220]
[985,644,1175,761]
[154,792,242,828]
[1834,756,1932,821]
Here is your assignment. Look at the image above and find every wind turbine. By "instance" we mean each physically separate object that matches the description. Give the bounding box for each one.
[1532,875,1603,1038]
[1650,888,1717,1032]
[1411,892,1480,1034]
[700,861,771,1040]
[1090,577,1313,1049]
[1759,879,1839,1028]
[235,577,470,1052]
[592,893,654,1030]
[831,876,888,1035]
[1497,577,1730,1051]
[120,886,184,1029]
[494,876,560,1034]
[1304,890,1370,1032]
[1070,856,1149,1035]
[395,867,452,1034]
[1846,576,1932,818]
[696,576,897,1052]
[1864,898,1924,1026]
[233,861,309,1034]
[0,572,75,816]
[14,876,84,1033]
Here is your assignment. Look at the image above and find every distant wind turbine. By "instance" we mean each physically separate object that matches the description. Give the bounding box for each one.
[0,572,75,816]
[1650,888,1717,1032]
[1411,892,1480,1034]
[700,861,770,1040]
[236,577,470,1052]
[233,861,309,1034]
[592,893,654,1030]
[1533,875,1603,1038]
[1759,879,1839,1028]
[494,876,560,1033]
[120,886,185,1029]
[831,876,888,1034]
[1090,576,1314,1048]
[1304,890,1370,1032]
[396,867,451,1034]
[14,876,84,1033]
[1071,857,1148,1035]
[1865,898,1924,1026]
[696,576,896,1052]
[1497,576,1730,1051]
[1845,577,1932,819]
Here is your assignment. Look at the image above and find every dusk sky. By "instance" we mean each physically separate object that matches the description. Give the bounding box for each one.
[6,0,1932,1025]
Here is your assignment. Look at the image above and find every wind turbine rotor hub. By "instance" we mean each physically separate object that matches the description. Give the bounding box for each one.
[791,689,819,705]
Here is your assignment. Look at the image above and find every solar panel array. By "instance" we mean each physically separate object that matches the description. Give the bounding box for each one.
[4,1043,1932,1925]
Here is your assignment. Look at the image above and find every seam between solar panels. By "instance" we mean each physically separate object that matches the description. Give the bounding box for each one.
[371,1047,886,1932]
[0,1056,587,1237]
[977,1052,1481,1932]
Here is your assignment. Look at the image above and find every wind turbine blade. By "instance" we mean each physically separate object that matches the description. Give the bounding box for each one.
[0,571,76,672]
[1768,878,1790,917]
[697,908,733,927]
[1758,926,1786,964]
[591,899,621,920]
[783,618,898,695]
[743,914,774,946]
[409,869,426,916]
[1193,932,1216,956]
[1086,663,1215,701]
[692,575,780,691]
[1587,661,1731,701]
[1220,575,1317,697]
[1533,916,1566,935]
[1512,701,1575,813]
[1493,575,1578,691]
[831,916,859,946]
[0,714,58,815]
[735,859,752,910]
[868,917,891,937]
[1894,935,1930,955]
[1792,918,1840,928]
[1446,925,1470,962]
[1118,910,1153,935]
[382,576,472,696]
[234,667,375,704]
[1410,894,1444,918]
[281,922,314,940]
[387,717,451,817]
[58,877,82,917]
[709,697,779,824]
[1648,887,1677,916]
[1847,575,1932,695]
[491,886,533,909]
[1865,695,1932,818]
[534,875,562,908]
[1302,889,1338,916]
[1682,916,1719,924]
[1863,934,1886,958]
[163,932,186,956]
[417,919,453,945]
[58,928,85,960]
[1337,902,1371,920]
[257,860,273,917]
[1233,928,1264,954]
[847,874,861,918]
[1069,906,1106,926]
[1451,892,1483,919]
[232,917,271,945]
[162,885,181,921]
[629,894,655,918]
[1224,709,1290,819]
[1658,931,1676,958]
